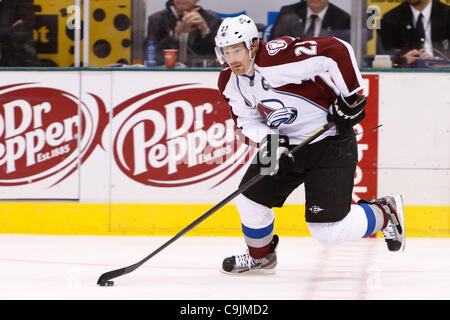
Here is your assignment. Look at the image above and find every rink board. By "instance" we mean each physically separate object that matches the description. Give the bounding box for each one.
[0,202,448,238]
[0,69,449,237]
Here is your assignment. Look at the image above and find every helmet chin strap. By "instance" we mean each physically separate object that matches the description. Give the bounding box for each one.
[245,57,255,76]
[245,42,257,75]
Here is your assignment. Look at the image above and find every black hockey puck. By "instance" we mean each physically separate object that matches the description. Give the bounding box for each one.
[98,280,114,287]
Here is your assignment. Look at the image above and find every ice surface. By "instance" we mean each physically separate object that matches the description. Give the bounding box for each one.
[0,234,449,300]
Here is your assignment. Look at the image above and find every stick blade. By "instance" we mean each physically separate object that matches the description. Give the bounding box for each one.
[97,261,142,285]
[97,267,127,285]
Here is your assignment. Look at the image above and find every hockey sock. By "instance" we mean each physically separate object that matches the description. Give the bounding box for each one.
[357,202,389,237]
[242,222,274,259]
[248,242,273,259]
[235,194,276,259]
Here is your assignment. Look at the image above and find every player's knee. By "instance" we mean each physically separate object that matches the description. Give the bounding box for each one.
[235,194,274,227]
[307,222,346,246]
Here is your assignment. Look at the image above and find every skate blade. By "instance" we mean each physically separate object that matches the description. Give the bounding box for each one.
[220,267,277,276]
[393,194,406,252]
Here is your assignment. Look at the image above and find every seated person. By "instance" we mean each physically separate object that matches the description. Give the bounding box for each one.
[146,0,222,67]
[0,0,40,67]
[270,0,350,42]
[380,0,450,66]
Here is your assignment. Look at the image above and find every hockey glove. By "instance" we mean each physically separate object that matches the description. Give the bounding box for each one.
[258,134,295,176]
[327,94,367,133]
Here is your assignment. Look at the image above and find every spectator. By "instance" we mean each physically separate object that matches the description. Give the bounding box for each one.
[270,0,350,42]
[380,0,450,66]
[146,0,222,67]
[0,0,39,67]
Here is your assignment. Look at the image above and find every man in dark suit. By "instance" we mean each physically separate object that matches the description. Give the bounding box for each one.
[269,0,350,42]
[380,0,450,65]
[146,0,221,67]
[0,0,39,67]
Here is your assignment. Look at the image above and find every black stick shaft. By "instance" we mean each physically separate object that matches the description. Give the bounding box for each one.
[97,122,334,284]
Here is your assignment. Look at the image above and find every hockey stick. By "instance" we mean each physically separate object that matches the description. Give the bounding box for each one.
[97,121,335,286]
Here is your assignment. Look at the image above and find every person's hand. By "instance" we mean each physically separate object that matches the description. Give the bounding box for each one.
[418,49,432,59]
[174,7,208,35]
[403,49,421,64]
[182,8,208,33]
[403,49,432,64]
[327,94,367,133]
[12,20,23,28]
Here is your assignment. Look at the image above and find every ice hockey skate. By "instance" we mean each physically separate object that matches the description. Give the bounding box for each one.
[360,195,405,252]
[221,235,279,274]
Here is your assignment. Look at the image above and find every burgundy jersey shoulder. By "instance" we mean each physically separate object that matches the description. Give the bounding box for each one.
[255,37,296,67]
[255,36,352,68]
[217,66,233,95]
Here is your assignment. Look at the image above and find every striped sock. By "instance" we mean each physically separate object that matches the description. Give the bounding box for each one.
[358,203,389,237]
[242,220,274,259]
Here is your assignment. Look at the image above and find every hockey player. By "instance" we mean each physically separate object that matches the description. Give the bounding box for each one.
[215,15,405,274]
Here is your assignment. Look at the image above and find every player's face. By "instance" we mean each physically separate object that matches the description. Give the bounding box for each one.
[221,43,251,76]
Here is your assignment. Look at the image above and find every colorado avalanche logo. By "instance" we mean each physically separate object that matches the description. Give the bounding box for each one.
[266,39,288,56]
[256,99,298,128]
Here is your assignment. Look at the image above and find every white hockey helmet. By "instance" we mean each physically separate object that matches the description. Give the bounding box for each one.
[214,14,259,64]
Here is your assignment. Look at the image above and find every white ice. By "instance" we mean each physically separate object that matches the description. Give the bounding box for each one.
[1,234,449,300]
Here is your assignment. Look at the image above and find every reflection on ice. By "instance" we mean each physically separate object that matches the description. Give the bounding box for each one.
[0,235,449,300]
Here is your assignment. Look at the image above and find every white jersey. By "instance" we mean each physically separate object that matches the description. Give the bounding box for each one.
[218,36,364,145]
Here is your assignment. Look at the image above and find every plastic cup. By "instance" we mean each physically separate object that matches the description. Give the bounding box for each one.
[164,49,178,68]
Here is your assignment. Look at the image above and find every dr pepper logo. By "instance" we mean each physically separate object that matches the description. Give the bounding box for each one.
[0,83,253,188]
[0,83,107,186]
[107,84,253,187]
